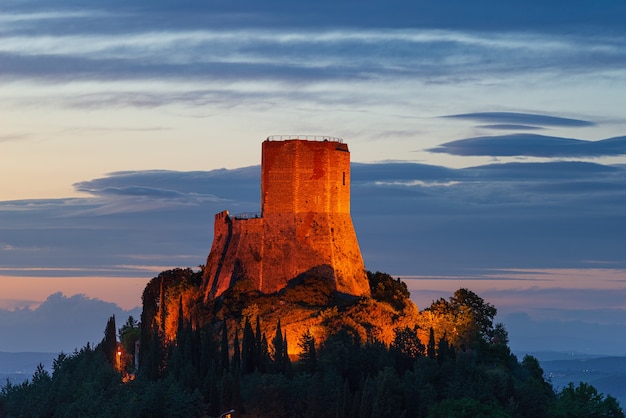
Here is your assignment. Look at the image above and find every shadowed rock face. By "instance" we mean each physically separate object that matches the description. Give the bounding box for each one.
[201,138,370,301]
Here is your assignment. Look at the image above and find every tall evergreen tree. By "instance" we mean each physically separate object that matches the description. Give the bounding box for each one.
[259,333,270,373]
[272,319,285,372]
[242,317,256,374]
[255,315,263,367]
[298,329,317,372]
[99,315,118,368]
[283,332,291,373]
[232,328,241,371]
[427,327,437,359]
[158,276,167,337]
[176,296,185,343]
[206,362,220,417]
[199,326,214,380]
[141,317,163,380]
[437,332,455,364]
[220,320,229,372]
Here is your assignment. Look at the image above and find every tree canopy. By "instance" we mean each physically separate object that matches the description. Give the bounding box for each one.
[2,270,622,418]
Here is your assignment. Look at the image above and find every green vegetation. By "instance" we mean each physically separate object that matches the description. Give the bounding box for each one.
[1,269,623,418]
[0,323,202,417]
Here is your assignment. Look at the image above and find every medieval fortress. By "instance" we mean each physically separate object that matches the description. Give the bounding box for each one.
[201,136,371,300]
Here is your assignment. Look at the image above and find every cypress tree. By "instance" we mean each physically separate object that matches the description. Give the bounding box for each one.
[207,361,220,417]
[259,333,269,373]
[437,332,455,364]
[273,320,283,358]
[283,331,291,374]
[232,328,241,371]
[255,315,263,367]
[358,376,374,418]
[427,327,437,359]
[220,320,229,372]
[199,326,213,379]
[242,317,256,374]
[272,319,284,372]
[100,315,117,368]
[158,277,167,337]
[176,296,185,344]
[140,317,162,380]
[170,297,187,379]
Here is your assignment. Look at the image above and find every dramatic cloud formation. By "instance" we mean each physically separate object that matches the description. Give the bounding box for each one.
[2,0,626,356]
[3,0,626,202]
[0,293,140,352]
[2,161,626,353]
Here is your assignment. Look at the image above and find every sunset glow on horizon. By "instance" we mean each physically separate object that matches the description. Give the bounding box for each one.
[2,0,626,355]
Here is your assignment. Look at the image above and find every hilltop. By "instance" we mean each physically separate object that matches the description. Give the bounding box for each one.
[2,268,623,417]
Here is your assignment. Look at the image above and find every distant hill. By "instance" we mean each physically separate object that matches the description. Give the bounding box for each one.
[518,351,619,362]
[536,354,626,410]
[0,351,59,384]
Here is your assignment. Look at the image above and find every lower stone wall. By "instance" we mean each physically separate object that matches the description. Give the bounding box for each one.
[202,211,370,301]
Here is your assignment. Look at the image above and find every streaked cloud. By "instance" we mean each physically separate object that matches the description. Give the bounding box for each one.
[1,0,626,355]
[478,124,545,131]
[429,134,626,158]
[0,134,29,143]
[444,112,595,128]
[3,161,626,282]
[1,5,625,88]
[2,160,626,353]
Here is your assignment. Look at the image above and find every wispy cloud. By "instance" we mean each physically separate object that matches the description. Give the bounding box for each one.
[429,134,626,158]
[478,124,545,131]
[0,134,29,142]
[5,162,623,280]
[444,112,595,127]
[1,10,625,87]
[1,161,626,352]
[2,0,626,354]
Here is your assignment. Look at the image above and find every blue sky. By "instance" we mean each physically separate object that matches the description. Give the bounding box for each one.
[1,0,626,354]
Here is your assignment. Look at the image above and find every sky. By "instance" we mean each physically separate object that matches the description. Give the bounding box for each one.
[1,0,626,354]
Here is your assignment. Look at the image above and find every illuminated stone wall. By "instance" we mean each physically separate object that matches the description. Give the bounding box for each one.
[261,139,350,215]
[202,138,369,300]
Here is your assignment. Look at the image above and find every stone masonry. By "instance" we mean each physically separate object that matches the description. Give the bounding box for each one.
[201,137,370,301]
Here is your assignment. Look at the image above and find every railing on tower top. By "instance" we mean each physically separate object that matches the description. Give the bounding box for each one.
[233,212,262,220]
[266,135,343,143]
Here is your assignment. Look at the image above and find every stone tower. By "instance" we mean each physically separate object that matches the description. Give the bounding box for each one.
[201,136,370,301]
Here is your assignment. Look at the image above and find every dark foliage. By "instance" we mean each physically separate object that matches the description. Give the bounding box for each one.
[368,271,411,311]
[2,270,622,418]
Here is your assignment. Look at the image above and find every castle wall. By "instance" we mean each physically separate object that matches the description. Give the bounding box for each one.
[261,140,350,215]
[203,211,232,298]
[202,138,369,300]
[204,214,265,299]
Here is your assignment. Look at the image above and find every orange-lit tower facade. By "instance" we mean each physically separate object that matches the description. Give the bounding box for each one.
[202,136,370,301]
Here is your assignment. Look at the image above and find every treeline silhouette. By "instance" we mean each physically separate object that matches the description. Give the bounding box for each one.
[1,269,623,417]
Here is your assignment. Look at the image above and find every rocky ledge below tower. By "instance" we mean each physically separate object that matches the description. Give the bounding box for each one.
[141,268,420,358]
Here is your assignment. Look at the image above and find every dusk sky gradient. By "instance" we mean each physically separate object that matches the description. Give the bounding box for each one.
[1,0,626,354]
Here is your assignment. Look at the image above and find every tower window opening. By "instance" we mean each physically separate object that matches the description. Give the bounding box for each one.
[342,172,346,186]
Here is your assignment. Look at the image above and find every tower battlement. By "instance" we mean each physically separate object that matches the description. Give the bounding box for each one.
[201,137,369,300]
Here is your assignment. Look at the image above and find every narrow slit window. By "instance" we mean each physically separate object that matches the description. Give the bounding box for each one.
[342,172,346,186]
